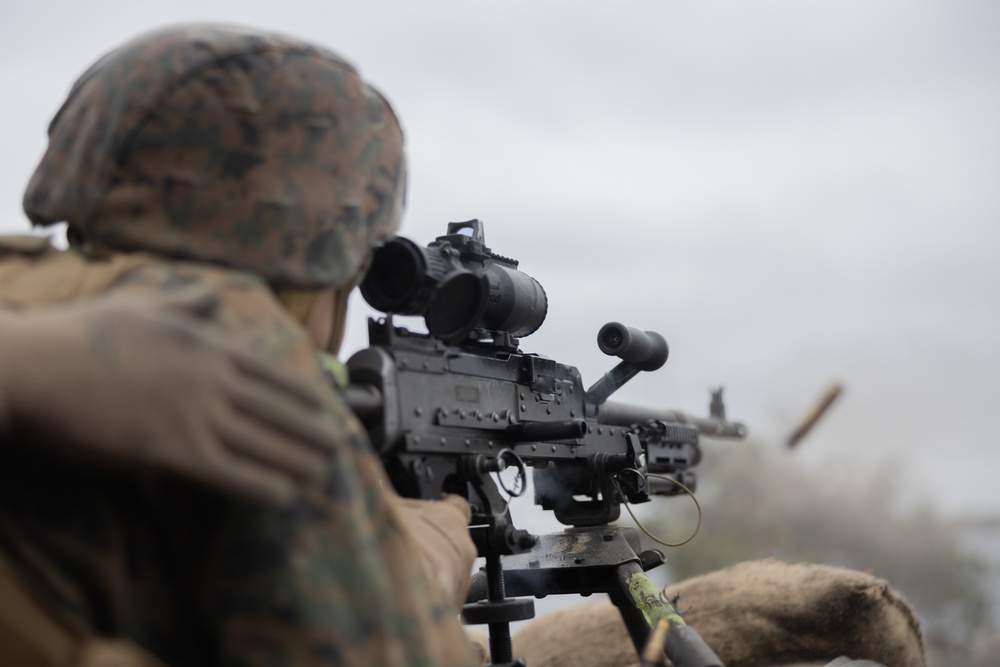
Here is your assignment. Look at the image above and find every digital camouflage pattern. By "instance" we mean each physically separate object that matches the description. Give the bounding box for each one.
[0,247,478,667]
[24,24,406,289]
[1,23,476,667]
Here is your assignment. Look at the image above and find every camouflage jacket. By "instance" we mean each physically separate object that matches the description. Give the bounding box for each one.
[0,241,478,667]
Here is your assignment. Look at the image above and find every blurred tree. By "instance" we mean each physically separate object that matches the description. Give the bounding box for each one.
[633,440,996,666]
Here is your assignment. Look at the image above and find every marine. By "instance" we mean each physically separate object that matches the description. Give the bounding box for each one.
[0,24,478,667]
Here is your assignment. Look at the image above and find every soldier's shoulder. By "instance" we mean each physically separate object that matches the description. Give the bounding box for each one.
[113,259,319,366]
[114,259,375,450]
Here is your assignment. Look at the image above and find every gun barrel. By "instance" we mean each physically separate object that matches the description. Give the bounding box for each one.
[599,401,746,438]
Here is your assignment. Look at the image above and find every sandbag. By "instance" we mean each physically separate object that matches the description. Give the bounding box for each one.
[511,559,925,667]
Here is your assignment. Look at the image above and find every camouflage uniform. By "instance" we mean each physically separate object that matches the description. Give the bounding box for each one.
[0,25,477,667]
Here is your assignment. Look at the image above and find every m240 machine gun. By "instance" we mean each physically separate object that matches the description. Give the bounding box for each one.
[344,220,746,667]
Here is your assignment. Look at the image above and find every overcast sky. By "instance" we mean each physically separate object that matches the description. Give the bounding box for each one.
[2,2,998,518]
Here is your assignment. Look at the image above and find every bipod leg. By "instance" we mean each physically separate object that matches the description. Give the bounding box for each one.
[462,554,534,667]
[609,562,725,667]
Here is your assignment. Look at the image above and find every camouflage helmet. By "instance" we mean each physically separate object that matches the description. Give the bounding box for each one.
[23,24,406,288]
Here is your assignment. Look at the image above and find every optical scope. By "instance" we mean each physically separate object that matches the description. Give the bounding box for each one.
[359,219,547,344]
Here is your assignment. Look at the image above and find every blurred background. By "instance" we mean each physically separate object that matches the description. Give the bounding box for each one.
[2,2,998,663]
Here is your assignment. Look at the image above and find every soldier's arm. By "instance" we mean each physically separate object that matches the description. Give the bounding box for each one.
[0,288,342,505]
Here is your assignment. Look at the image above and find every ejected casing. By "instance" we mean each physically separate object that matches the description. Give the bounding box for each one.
[787,382,843,448]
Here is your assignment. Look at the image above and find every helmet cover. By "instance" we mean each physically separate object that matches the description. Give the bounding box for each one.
[24,24,406,288]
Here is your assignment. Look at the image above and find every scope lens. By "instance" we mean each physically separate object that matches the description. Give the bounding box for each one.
[359,238,425,312]
[425,272,488,342]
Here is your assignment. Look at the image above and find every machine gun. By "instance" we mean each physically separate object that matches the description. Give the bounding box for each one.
[344,220,746,667]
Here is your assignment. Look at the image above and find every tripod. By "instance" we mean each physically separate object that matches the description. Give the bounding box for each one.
[463,526,724,667]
